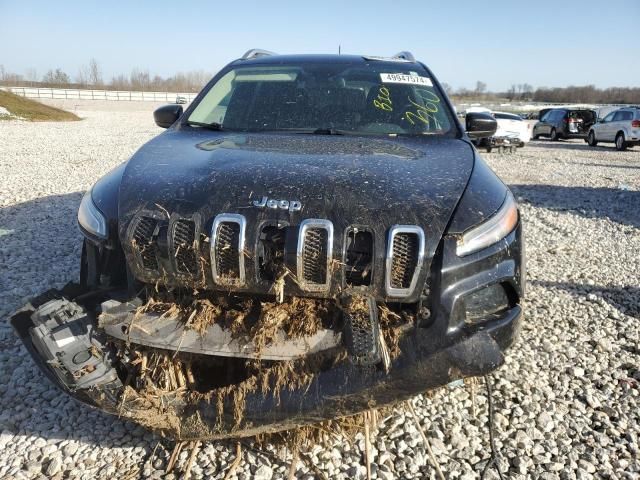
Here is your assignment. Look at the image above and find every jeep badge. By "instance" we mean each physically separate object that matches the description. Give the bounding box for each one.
[252,196,302,213]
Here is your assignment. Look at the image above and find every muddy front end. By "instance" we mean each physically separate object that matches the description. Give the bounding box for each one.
[10,224,523,441]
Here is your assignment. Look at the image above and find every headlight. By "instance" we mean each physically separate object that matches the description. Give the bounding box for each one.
[78,190,107,239]
[456,191,518,256]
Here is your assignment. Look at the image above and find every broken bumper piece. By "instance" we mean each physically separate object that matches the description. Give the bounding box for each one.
[11,286,521,441]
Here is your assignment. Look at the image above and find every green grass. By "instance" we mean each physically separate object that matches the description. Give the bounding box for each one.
[0,90,81,121]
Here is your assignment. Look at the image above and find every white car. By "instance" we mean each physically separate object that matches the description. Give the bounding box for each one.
[465,109,531,152]
[587,107,640,151]
[492,112,531,145]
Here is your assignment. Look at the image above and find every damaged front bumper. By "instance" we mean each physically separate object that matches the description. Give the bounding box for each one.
[10,284,521,441]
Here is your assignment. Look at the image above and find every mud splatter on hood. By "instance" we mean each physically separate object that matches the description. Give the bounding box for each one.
[118,129,475,258]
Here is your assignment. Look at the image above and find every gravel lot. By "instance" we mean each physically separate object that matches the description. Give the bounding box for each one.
[0,101,638,479]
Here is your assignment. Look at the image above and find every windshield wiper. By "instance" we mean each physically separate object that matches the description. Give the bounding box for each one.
[186,121,224,131]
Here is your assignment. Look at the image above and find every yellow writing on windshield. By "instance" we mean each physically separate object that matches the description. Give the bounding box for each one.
[404,89,442,129]
[373,86,392,112]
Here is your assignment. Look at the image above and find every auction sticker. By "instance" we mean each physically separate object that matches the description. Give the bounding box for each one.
[380,73,433,86]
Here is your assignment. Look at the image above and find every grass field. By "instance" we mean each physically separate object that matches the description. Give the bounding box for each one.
[0,90,81,121]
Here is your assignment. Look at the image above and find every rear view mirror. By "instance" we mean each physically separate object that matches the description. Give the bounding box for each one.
[154,104,183,128]
[465,112,497,139]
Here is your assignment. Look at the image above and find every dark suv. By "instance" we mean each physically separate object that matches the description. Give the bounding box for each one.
[532,108,597,140]
[12,50,524,440]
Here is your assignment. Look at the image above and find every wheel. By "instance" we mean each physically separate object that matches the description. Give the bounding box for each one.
[532,134,540,140]
[587,130,598,147]
[549,128,558,141]
[486,146,492,153]
[615,132,627,151]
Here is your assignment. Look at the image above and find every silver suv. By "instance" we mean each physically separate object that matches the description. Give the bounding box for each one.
[587,107,640,150]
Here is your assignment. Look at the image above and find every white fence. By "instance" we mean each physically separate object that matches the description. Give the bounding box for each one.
[2,86,198,102]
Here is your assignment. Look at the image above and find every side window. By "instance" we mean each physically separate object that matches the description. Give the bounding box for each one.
[554,111,565,121]
[612,111,624,122]
[623,111,633,121]
[602,112,615,123]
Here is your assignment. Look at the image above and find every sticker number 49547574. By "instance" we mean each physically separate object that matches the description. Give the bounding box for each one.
[380,73,433,86]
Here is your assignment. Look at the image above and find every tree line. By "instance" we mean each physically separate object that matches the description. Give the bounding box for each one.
[531,86,640,105]
[440,81,639,105]
[0,59,212,93]
[2,63,640,104]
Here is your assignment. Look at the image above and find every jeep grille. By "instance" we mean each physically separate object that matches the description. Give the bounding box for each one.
[210,214,246,286]
[132,216,159,271]
[171,219,198,275]
[385,225,425,297]
[297,219,334,292]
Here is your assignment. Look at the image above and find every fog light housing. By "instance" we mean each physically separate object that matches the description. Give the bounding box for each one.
[463,283,510,325]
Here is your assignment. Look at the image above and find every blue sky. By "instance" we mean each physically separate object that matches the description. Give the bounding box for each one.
[1,0,638,91]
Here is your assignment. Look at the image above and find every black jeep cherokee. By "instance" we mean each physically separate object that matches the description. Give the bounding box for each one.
[12,50,524,440]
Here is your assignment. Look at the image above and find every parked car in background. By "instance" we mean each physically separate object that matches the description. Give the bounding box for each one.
[175,95,188,104]
[470,110,531,152]
[587,107,640,150]
[532,108,597,141]
[494,112,531,145]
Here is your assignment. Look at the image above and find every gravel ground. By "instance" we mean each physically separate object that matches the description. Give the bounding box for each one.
[0,102,638,479]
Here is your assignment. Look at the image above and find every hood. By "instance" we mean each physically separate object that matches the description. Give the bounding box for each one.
[119,130,474,265]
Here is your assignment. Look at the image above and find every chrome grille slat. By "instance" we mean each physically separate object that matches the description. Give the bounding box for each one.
[216,223,240,276]
[385,225,425,297]
[390,233,419,288]
[297,219,333,292]
[132,216,158,271]
[211,214,246,286]
[172,219,198,275]
[302,228,328,283]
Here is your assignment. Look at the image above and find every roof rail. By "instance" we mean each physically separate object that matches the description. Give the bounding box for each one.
[392,51,416,62]
[241,49,277,60]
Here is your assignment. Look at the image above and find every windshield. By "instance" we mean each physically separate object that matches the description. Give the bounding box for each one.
[494,113,522,121]
[187,62,455,136]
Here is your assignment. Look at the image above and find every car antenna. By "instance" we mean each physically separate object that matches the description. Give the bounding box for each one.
[338,44,341,55]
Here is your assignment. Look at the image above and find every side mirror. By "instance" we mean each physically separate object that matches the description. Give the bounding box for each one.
[154,104,183,128]
[465,112,497,139]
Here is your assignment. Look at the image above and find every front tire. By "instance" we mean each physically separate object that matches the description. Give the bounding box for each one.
[587,130,598,147]
[549,128,558,141]
[615,132,627,151]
